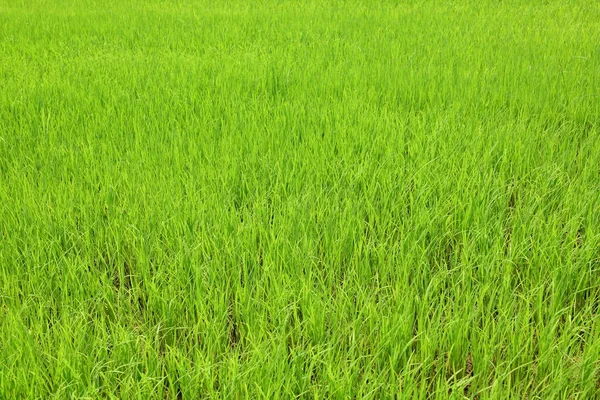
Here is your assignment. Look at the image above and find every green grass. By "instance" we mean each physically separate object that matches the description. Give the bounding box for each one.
[1,0,600,398]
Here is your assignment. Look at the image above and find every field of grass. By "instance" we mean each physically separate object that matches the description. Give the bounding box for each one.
[1,0,600,398]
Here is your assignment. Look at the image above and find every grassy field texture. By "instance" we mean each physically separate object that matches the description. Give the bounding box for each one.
[1,0,600,398]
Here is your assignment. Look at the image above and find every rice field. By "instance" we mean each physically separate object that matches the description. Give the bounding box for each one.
[1,0,600,398]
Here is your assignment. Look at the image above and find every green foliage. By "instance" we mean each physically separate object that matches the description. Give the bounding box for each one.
[1,0,599,398]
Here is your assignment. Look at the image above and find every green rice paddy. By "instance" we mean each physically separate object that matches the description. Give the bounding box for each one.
[1,0,600,398]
